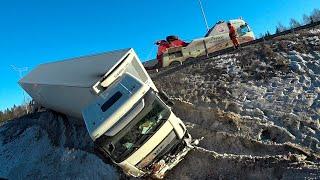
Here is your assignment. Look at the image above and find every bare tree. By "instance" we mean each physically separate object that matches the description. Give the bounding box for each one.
[0,104,29,122]
[311,8,320,22]
[289,18,301,28]
[302,14,311,25]
[276,22,287,33]
[265,31,271,36]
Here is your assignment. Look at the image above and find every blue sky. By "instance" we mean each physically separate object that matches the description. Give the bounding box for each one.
[1,0,320,110]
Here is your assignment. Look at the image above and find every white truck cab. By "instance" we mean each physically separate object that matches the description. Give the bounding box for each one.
[86,73,188,177]
[19,48,191,178]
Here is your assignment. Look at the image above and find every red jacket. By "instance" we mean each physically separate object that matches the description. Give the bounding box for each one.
[170,39,187,47]
[156,41,170,66]
[228,25,237,39]
[157,43,170,58]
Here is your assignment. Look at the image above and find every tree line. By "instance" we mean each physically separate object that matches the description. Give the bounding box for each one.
[260,8,320,38]
[0,104,29,123]
[275,8,320,33]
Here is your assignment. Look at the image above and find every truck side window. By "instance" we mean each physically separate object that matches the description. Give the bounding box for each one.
[239,24,250,36]
[101,92,122,112]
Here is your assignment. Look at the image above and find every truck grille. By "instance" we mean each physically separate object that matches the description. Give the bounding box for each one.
[136,130,178,169]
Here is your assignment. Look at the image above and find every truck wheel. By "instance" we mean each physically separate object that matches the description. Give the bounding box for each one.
[169,61,182,67]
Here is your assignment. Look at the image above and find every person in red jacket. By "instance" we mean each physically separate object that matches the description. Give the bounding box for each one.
[170,39,188,47]
[227,22,240,49]
[166,35,188,48]
[155,40,170,67]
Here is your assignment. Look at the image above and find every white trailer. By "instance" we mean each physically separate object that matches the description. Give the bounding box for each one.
[19,48,192,178]
[19,48,156,119]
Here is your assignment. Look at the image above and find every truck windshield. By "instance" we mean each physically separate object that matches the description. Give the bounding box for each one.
[239,24,251,36]
[96,90,171,163]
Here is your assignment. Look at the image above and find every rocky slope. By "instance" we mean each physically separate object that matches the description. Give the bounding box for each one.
[1,26,320,179]
[153,26,320,179]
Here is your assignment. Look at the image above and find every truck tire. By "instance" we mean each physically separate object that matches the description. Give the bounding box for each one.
[169,61,182,67]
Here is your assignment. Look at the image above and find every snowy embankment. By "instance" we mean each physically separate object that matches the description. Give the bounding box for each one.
[0,112,118,179]
[154,26,320,179]
[1,26,320,180]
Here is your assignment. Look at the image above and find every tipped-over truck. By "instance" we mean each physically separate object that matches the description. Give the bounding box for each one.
[19,48,192,178]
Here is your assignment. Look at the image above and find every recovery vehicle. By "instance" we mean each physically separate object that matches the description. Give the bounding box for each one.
[19,48,192,178]
[145,18,255,68]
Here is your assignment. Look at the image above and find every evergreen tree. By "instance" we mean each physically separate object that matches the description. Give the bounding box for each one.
[311,8,320,22]
[276,22,287,33]
[0,111,4,122]
[289,18,301,28]
[266,31,271,36]
[0,104,29,122]
[302,14,311,25]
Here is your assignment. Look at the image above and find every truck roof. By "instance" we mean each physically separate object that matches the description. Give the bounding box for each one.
[20,48,132,88]
[204,19,246,37]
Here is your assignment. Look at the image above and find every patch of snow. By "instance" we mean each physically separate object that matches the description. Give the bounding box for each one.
[309,29,320,34]
[0,118,118,179]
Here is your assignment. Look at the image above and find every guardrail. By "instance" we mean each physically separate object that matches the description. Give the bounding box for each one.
[149,21,320,80]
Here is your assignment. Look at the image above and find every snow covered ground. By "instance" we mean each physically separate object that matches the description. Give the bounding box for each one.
[154,25,320,179]
[0,112,118,179]
[1,25,320,180]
